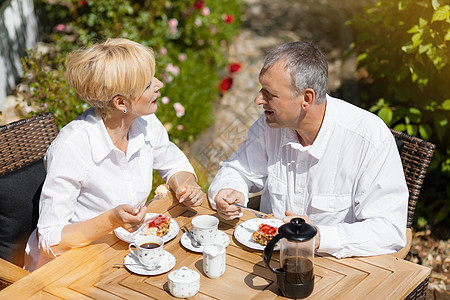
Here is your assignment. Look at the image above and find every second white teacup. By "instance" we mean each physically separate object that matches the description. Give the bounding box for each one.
[192,215,219,245]
[129,235,164,267]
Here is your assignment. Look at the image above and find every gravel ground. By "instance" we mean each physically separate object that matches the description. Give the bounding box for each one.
[190,1,449,298]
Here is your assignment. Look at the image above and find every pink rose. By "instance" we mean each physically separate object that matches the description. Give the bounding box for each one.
[202,7,210,16]
[173,102,185,117]
[159,47,168,55]
[168,18,178,28]
[162,96,170,104]
[177,125,184,131]
[166,63,180,76]
[178,53,187,62]
[55,24,66,32]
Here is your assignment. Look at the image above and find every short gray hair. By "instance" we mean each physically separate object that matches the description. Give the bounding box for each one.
[261,41,328,103]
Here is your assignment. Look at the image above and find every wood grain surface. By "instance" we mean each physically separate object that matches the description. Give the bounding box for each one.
[0,192,430,299]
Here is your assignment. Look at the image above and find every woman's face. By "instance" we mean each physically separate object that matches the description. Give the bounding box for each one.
[133,77,164,116]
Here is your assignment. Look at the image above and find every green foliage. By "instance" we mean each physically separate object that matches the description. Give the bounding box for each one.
[18,0,243,143]
[349,0,450,227]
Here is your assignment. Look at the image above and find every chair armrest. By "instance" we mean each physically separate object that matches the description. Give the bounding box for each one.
[389,228,413,259]
[0,258,30,288]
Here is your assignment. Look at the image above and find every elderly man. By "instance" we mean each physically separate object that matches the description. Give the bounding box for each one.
[208,41,408,258]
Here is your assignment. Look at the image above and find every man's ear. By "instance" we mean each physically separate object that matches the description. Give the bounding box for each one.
[302,88,316,110]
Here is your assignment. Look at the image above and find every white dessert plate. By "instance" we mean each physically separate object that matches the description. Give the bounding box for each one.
[124,250,176,276]
[114,213,179,243]
[180,230,230,253]
[233,218,283,251]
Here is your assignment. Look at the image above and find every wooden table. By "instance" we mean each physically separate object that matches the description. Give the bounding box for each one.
[0,193,431,299]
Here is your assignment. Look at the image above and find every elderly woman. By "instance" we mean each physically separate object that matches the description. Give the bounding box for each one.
[25,38,204,271]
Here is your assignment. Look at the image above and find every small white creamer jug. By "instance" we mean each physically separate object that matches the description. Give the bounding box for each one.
[203,243,226,279]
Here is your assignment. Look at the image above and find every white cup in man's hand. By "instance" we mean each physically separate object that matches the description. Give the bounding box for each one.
[192,215,219,245]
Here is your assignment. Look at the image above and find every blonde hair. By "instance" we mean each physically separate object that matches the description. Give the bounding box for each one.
[65,38,156,118]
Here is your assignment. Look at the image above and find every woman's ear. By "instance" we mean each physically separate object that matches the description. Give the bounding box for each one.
[112,95,128,113]
[302,88,316,110]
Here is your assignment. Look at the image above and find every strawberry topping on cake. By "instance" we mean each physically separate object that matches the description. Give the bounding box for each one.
[143,214,171,237]
[252,223,278,246]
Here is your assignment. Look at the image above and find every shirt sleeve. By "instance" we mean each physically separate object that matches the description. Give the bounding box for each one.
[208,115,269,209]
[37,135,86,258]
[150,116,196,182]
[317,134,408,258]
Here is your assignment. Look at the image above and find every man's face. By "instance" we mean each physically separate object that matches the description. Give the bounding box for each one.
[254,61,303,129]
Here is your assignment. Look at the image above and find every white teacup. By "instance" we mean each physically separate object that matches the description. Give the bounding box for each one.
[129,235,164,267]
[192,215,219,246]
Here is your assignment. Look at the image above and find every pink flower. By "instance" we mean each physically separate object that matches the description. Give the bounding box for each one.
[178,53,187,61]
[159,47,167,55]
[209,25,217,35]
[173,102,185,117]
[177,125,184,131]
[161,73,172,84]
[202,7,210,16]
[224,14,234,24]
[55,24,66,32]
[166,63,180,76]
[169,27,178,35]
[198,39,205,46]
[168,18,178,28]
[162,96,170,104]
[194,18,202,27]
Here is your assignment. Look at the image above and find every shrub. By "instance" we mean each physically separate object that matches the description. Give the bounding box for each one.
[17,0,243,144]
[348,0,450,227]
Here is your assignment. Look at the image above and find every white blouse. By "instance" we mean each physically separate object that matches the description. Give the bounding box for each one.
[25,108,194,270]
[208,95,409,258]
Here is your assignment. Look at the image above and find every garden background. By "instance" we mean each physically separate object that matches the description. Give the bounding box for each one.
[0,0,448,298]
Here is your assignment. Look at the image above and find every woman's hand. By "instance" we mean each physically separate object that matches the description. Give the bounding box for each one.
[168,171,204,207]
[111,204,147,233]
[176,184,204,207]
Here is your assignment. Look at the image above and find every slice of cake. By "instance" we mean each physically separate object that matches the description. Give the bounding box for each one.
[143,214,171,237]
[252,223,278,246]
[155,184,170,198]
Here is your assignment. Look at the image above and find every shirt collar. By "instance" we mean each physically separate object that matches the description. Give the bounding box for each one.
[281,94,336,159]
[86,108,153,163]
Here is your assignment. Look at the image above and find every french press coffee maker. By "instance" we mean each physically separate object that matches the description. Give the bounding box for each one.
[263,218,317,299]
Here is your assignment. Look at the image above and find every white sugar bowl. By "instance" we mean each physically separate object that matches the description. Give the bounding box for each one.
[168,266,200,298]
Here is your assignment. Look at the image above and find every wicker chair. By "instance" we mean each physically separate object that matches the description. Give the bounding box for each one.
[389,128,436,259]
[0,113,58,289]
[388,129,435,300]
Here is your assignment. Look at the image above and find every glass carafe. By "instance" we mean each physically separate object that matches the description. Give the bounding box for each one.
[263,218,317,299]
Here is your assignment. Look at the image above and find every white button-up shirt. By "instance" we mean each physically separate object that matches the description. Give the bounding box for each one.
[208,95,408,258]
[30,108,194,263]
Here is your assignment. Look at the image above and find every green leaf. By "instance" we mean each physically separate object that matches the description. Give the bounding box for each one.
[408,107,422,123]
[411,32,422,47]
[432,0,440,10]
[431,5,450,23]
[418,124,432,140]
[419,17,428,28]
[378,107,393,125]
[406,124,415,135]
[442,99,450,110]
[394,123,407,132]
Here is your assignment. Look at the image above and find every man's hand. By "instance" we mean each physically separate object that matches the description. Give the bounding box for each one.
[283,210,321,250]
[214,189,245,220]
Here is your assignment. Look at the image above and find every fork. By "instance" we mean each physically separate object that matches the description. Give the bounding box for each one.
[231,203,273,219]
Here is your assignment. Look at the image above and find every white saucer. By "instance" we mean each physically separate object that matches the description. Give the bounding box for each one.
[114,213,179,244]
[180,229,230,253]
[124,250,176,276]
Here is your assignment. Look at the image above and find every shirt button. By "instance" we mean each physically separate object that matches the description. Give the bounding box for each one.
[329,203,335,209]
